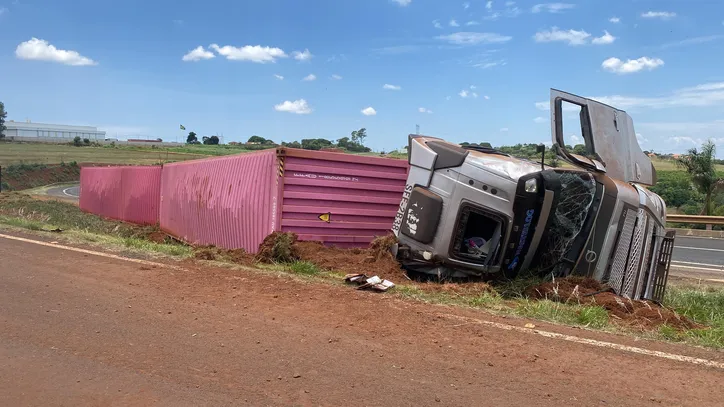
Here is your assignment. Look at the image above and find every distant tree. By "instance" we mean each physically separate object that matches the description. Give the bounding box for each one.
[83,138,90,145]
[572,144,588,156]
[301,138,333,150]
[0,101,6,139]
[186,132,198,144]
[351,128,367,145]
[203,135,220,145]
[73,136,82,147]
[282,141,302,149]
[479,142,493,148]
[248,135,266,144]
[202,136,209,144]
[676,139,724,215]
[337,136,370,152]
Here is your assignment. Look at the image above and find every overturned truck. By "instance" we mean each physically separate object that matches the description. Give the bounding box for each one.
[392,89,675,302]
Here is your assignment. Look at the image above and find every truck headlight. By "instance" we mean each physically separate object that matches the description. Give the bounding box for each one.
[524,178,538,193]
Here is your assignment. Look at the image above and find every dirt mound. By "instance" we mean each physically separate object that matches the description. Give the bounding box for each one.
[527,277,699,330]
[255,232,301,263]
[254,232,406,281]
[195,246,254,265]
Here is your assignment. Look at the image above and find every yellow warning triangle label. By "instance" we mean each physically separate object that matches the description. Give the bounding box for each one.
[318,212,331,223]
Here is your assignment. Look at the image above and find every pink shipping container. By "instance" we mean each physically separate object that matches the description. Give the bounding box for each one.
[80,166,162,225]
[159,148,408,252]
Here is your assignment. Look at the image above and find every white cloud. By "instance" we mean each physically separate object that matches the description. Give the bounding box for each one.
[609,17,621,23]
[602,57,664,74]
[535,81,724,111]
[484,95,490,100]
[210,44,287,63]
[274,74,284,80]
[437,32,512,45]
[570,135,582,144]
[302,74,317,81]
[592,30,616,45]
[636,133,648,144]
[292,48,313,61]
[361,107,377,116]
[466,21,480,26]
[182,46,215,62]
[470,85,477,89]
[0,7,8,16]
[531,3,575,13]
[486,1,493,9]
[15,38,97,66]
[641,11,676,20]
[392,0,412,6]
[450,19,460,27]
[474,60,504,69]
[533,27,590,45]
[432,19,442,28]
[274,99,312,114]
[500,127,509,132]
[383,84,401,90]
[418,107,433,114]
[505,1,515,6]
[464,2,471,9]
[534,116,547,123]
[330,74,342,80]
[459,89,479,99]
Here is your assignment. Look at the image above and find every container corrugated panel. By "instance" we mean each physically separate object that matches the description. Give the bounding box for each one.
[79,166,162,225]
[278,148,409,248]
[159,150,279,252]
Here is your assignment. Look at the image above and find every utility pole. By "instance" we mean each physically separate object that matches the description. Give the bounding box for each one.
[415,124,420,135]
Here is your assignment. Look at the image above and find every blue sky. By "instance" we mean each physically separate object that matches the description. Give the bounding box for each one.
[1,0,723,153]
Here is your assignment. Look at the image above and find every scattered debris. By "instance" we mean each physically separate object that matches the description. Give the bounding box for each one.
[345,274,395,292]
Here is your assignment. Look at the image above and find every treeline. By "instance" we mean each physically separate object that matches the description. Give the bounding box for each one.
[281,128,371,152]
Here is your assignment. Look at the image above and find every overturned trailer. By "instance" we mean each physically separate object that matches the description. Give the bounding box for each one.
[392,89,675,302]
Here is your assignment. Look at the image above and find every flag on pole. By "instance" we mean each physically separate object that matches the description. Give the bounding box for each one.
[180,124,186,130]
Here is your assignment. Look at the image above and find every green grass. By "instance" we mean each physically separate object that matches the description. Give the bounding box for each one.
[662,285,724,348]
[0,142,211,166]
[0,194,193,258]
[289,261,322,276]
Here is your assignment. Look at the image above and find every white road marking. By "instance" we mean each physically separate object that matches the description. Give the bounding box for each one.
[675,246,724,253]
[62,187,79,197]
[1,232,722,370]
[437,313,724,370]
[669,264,724,273]
[0,233,186,271]
[671,260,724,270]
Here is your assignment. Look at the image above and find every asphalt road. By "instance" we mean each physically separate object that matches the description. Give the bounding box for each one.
[671,236,724,281]
[1,232,723,406]
[46,183,79,200]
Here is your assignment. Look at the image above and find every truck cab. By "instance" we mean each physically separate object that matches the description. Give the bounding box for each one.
[392,89,674,301]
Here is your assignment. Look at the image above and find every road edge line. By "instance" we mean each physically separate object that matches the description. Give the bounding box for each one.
[436,313,724,370]
[0,233,186,271]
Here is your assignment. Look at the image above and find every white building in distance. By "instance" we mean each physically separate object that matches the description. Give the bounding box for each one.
[3,120,106,142]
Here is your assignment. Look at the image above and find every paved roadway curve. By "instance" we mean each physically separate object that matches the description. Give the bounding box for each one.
[0,232,722,406]
[46,183,79,200]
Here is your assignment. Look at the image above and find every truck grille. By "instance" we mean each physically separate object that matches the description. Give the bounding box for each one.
[608,208,637,297]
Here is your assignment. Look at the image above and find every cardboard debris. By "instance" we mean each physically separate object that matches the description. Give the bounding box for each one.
[344,273,395,292]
